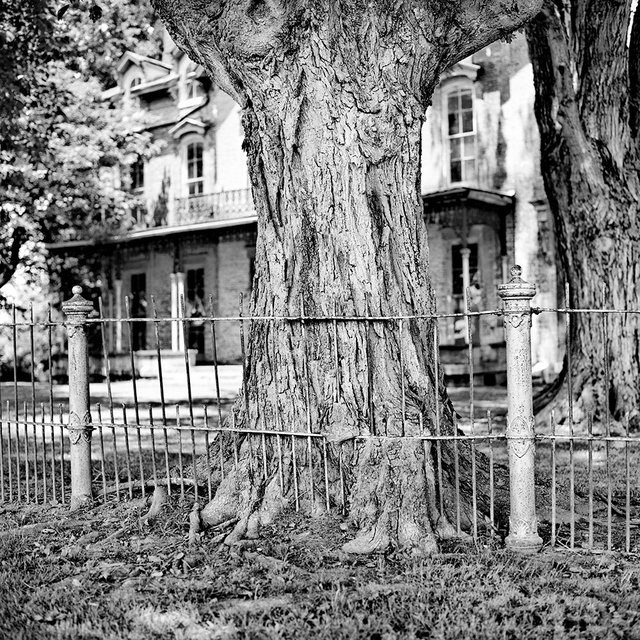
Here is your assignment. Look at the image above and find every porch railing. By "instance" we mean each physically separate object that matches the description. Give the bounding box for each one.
[174,188,255,225]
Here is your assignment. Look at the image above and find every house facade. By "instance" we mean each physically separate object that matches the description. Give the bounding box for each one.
[50,31,561,381]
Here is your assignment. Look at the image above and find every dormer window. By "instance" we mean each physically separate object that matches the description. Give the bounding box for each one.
[186,142,204,196]
[447,87,476,184]
[179,58,207,108]
[186,78,205,101]
[129,76,142,90]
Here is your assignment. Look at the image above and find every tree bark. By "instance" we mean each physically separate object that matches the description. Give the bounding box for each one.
[526,2,640,429]
[152,0,543,552]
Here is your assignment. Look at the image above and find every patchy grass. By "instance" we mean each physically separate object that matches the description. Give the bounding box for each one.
[0,501,639,639]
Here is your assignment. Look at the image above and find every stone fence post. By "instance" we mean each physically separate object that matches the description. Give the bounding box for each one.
[62,286,94,510]
[497,266,543,553]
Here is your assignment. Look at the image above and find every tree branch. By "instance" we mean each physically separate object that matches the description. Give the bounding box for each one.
[441,0,544,65]
[0,226,25,289]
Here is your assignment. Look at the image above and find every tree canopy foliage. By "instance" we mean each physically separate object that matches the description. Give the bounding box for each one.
[0,0,162,293]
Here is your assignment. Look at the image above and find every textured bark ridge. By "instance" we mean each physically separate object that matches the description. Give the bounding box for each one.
[527,3,640,430]
[152,1,542,552]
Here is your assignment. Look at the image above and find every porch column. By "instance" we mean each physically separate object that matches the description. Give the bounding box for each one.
[460,247,471,344]
[114,278,123,352]
[170,272,186,351]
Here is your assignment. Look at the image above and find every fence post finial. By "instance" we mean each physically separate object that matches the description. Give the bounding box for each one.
[498,265,542,553]
[62,285,94,510]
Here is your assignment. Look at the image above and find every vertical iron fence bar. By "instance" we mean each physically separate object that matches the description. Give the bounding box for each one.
[565,283,576,549]
[148,405,158,490]
[6,401,12,501]
[465,288,478,541]
[150,296,167,427]
[365,315,376,436]
[203,405,212,501]
[551,410,557,549]
[47,306,56,502]
[487,410,495,534]
[176,404,185,500]
[453,429,462,536]
[162,416,171,496]
[231,412,239,472]
[30,405,38,502]
[97,404,107,502]
[260,416,268,480]
[45,307,56,500]
[322,438,330,512]
[136,421,146,499]
[58,404,65,504]
[190,420,198,503]
[12,306,20,502]
[587,413,594,549]
[24,402,30,502]
[0,321,4,502]
[300,300,314,508]
[0,401,4,503]
[29,305,38,502]
[432,317,445,521]
[40,403,47,503]
[398,319,406,436]
[63,287,95,510]
[47,304,54,439]
[97,298,117,491]
[179,295,195,427]
[602,289,612,552]
[276,431,284,498]
[239,293,250,417]
[332,306,345,514]
[291,434,299,511]
[110,421,120,501]
[124,296,141,428]
[208,296,223,433]
[624,417,630,553]
[122,404,133,499]
[497,266,542,552]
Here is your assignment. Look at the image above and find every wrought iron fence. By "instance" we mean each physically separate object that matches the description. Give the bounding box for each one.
[0,269,638,554]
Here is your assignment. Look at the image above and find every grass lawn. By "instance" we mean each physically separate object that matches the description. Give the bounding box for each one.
[1,499,639,639]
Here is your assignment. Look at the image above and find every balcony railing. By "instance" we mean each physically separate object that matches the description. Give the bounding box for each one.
[174,189,255,225]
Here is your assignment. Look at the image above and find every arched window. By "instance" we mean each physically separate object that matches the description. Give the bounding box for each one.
[447,87,476,184]
[186,142,204,196]
[129,76,142,90]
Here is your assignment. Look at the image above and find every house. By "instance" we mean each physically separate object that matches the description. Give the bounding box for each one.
[49,30,562,382]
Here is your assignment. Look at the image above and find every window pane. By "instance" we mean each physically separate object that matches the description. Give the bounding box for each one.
[462,109,474,133]
[460,90,473,109]
[447,94,458,112]
[463,159,476,181]
[450,138,461,160]
[462,135,475,158]
[450,160,462,183]
[448,111,459,135]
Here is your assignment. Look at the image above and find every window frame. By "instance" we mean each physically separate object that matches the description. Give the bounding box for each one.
[444,84,477,185]
[185,141,204,197]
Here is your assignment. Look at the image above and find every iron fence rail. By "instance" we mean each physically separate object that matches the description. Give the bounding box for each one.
[0,275,638,553]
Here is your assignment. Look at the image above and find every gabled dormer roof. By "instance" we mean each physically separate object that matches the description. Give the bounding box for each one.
[169,118,207,139]
[116,52,172,82]
[441,57,481,82]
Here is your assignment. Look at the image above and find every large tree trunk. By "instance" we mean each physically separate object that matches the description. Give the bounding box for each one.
[527,2,640,429]
[153,1,543,552]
